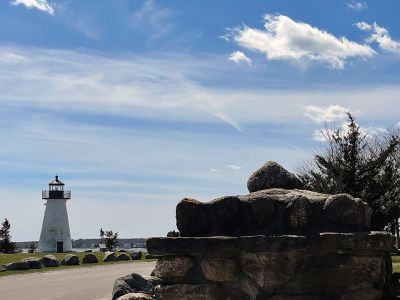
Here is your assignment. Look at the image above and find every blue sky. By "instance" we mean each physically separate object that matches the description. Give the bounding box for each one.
[1,0,400,241]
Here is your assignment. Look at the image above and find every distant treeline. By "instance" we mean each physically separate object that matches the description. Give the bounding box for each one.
[73,238,147,248]
[15,238,147,249]
[15,241,37,249]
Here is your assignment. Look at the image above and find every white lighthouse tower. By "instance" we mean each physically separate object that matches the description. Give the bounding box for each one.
[39,176,72,253]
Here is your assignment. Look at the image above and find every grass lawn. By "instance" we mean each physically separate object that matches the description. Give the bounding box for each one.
[0,251,151,277]
[392,256,400,273]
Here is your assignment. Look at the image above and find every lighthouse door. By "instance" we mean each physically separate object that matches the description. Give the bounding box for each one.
[56,241,64,253]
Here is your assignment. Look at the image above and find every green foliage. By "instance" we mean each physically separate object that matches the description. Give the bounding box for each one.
[100,228,118,251]
[99,228,105,244]
[28,243,37,253]
[0,218,16,254]
[298,113,400,230]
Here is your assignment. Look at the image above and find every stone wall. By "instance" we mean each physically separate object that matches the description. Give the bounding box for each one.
[112,161,394,300]
[147,233,392,299]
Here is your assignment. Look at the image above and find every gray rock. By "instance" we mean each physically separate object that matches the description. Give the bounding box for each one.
[21,257,44,269]
[247,161,302,192]
[176,189,370,237]
[147,233,391,256]
[130,251,142,260]
[0,265,6,272]
[117,253,131,261]
[4,261,30,271]
[116,292,154,300]
[153,256,196,283]
[283,196,312,231]
[323,194,372,230]
[200,258,239,282]
[104,252,117,262]
[112,273,161,300]
[42,255,60,267]
[62,254,80,265]
[82,253,98,264]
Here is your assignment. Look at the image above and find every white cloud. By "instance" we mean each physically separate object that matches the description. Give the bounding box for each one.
[10,0,54,15]
[355,22,400,53]
[304,105,348,123]
[227,164,242,171]
[227,14,375,69]
[229,51,252,66]
[347,1,368,11]
[355,21,372,31]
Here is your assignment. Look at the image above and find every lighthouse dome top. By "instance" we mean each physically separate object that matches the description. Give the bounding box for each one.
[49,175,65,186]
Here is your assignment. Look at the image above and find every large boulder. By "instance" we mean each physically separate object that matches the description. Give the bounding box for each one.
[104,252,117,262]
[4,261,30,271]
[62,254,80,266]
[176,189,371,237]
[42,255,60,267]
[117,253,131,261]
[247,161,302,192]
[21,257,44,269]
[82,253,98,264]
[130,251,142,260]
[112,273,161,300]
[323,194,372,230]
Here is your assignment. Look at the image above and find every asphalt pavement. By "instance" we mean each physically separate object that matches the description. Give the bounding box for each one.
[0,261,156,300]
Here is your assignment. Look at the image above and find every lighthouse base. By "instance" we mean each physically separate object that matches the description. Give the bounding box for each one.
[39,199,72,253]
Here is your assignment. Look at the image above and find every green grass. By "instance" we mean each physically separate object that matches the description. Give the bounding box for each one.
[0,251,151,277]
[393,256,400,273]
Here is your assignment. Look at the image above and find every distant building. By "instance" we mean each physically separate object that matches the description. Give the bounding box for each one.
[38,176,72,253]
[99,243,107,252]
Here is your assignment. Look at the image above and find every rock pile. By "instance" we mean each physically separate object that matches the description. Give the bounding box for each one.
[113,161,393,300]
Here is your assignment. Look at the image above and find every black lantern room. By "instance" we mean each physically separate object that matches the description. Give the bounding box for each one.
[42,175,71,200]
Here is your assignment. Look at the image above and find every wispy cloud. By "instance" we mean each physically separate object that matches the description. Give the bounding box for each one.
[227,164,242,171]
[129,0,175,39]
[210,168,219,172]
[0,45,242,130]
[312,121,388,142]
[225,14,375,69]
[355,21,400,53]
[304,105,348,123]
[347,1,368,11]
[10,0,54,15]
[229,51,252,66]
[1,45,400,130]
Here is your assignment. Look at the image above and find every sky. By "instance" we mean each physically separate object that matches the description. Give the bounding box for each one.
[1,0,400,241]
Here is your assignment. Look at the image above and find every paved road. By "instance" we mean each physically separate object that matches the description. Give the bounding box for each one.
[0,261,156,300]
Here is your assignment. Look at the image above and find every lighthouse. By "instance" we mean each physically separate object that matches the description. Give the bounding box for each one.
[39,176,72,253]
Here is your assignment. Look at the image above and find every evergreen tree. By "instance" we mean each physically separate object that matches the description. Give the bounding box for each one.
[104,230,118,251]
[298,113,400,230]
[99,228,105,244]
[0,218,16,254]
